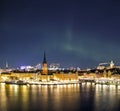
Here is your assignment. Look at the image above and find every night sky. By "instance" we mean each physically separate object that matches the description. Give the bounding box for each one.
[1,0,120,68]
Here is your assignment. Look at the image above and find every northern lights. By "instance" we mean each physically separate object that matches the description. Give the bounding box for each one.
[0,0,120,68]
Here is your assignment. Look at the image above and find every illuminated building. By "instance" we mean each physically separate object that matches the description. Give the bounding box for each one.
[49,63,60,70]
[97,61,115,70]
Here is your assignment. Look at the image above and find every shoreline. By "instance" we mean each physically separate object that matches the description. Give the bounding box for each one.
[1,78,120,86]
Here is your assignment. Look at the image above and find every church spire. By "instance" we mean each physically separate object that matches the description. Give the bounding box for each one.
[42,51,48,75]
[5,61,8,69]
[43,51,47,63]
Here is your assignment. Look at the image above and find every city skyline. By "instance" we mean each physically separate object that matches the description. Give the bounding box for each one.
[1,0,120,68]
[0,51,117,70]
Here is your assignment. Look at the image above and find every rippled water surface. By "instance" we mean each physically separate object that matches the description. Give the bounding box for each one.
[0,83,120,111]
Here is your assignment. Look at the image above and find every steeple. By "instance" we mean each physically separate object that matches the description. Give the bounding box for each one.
[43,51,47,63]
[42,51,48,75]
[110,60,114,68]
[5,61,8,69]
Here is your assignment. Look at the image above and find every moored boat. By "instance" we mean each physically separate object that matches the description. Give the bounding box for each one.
[16,80,28,85]
[5,80,16,84]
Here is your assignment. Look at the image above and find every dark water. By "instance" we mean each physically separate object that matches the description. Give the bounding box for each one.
[0,83,120,111]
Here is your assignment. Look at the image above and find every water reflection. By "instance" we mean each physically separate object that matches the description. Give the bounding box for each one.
[94,85,120,111]
[0,84,29,111]
[0,83,120,111]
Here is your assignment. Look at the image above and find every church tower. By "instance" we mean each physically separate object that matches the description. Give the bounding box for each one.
[42,52,48,75]
[5,61,9,69]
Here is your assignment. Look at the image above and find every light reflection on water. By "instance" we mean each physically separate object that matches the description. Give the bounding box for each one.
[94,85,120,111]
[0,83,120,111]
